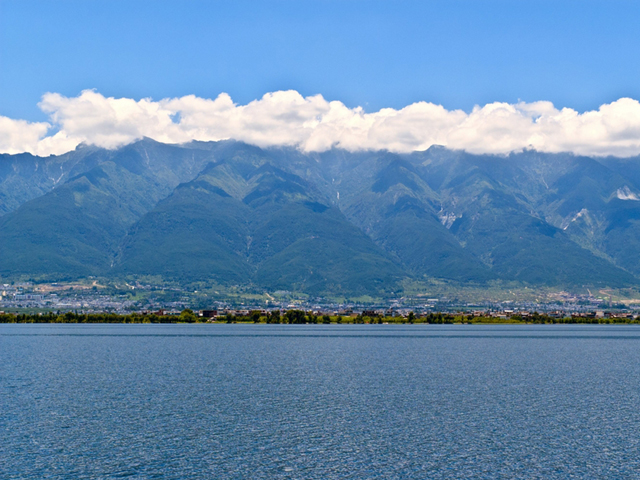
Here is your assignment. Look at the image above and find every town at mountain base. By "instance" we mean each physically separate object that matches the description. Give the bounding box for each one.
[1,138,640,297]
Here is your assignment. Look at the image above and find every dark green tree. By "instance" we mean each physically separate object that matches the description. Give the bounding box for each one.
[267,310,281,324]
[180,309,197,323]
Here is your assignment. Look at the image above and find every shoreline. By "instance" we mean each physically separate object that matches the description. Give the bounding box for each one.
[1,311,637,325]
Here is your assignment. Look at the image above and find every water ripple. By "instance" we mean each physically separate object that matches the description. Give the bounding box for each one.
[2,324,640,478]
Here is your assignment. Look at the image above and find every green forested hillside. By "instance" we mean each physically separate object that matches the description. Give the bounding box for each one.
[116,149,405,295]
[0,161,159,279]
[1,140,640,295]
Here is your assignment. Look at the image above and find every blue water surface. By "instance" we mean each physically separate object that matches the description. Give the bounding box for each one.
[2,324,640,479]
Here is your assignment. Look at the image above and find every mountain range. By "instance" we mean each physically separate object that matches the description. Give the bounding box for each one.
[1,138,640,297]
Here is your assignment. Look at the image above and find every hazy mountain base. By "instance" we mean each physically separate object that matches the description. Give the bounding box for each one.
[2,139,640,298]
[5,276,638,310]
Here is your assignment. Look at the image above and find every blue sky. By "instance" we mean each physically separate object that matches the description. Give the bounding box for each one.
[1,0,640,123]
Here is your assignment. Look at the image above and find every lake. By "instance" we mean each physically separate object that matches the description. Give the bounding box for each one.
[2,324,640,478]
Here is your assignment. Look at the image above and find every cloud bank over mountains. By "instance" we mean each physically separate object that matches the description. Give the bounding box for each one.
[2,89,640,157]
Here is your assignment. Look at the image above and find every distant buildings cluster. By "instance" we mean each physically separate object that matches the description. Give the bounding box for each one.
[2,281,640,320]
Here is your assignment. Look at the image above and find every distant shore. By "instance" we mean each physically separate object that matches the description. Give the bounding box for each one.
[1,310,637,325]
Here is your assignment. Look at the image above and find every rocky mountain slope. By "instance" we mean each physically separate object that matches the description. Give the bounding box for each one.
[1,139,639,295]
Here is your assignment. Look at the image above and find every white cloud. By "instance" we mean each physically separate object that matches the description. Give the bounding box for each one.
[2,89,640,157]
[0,116,50,155]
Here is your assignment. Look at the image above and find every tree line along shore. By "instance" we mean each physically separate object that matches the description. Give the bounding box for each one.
[1,310,639,324]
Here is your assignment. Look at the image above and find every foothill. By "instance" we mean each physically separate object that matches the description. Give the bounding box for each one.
[2,281,639,324]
